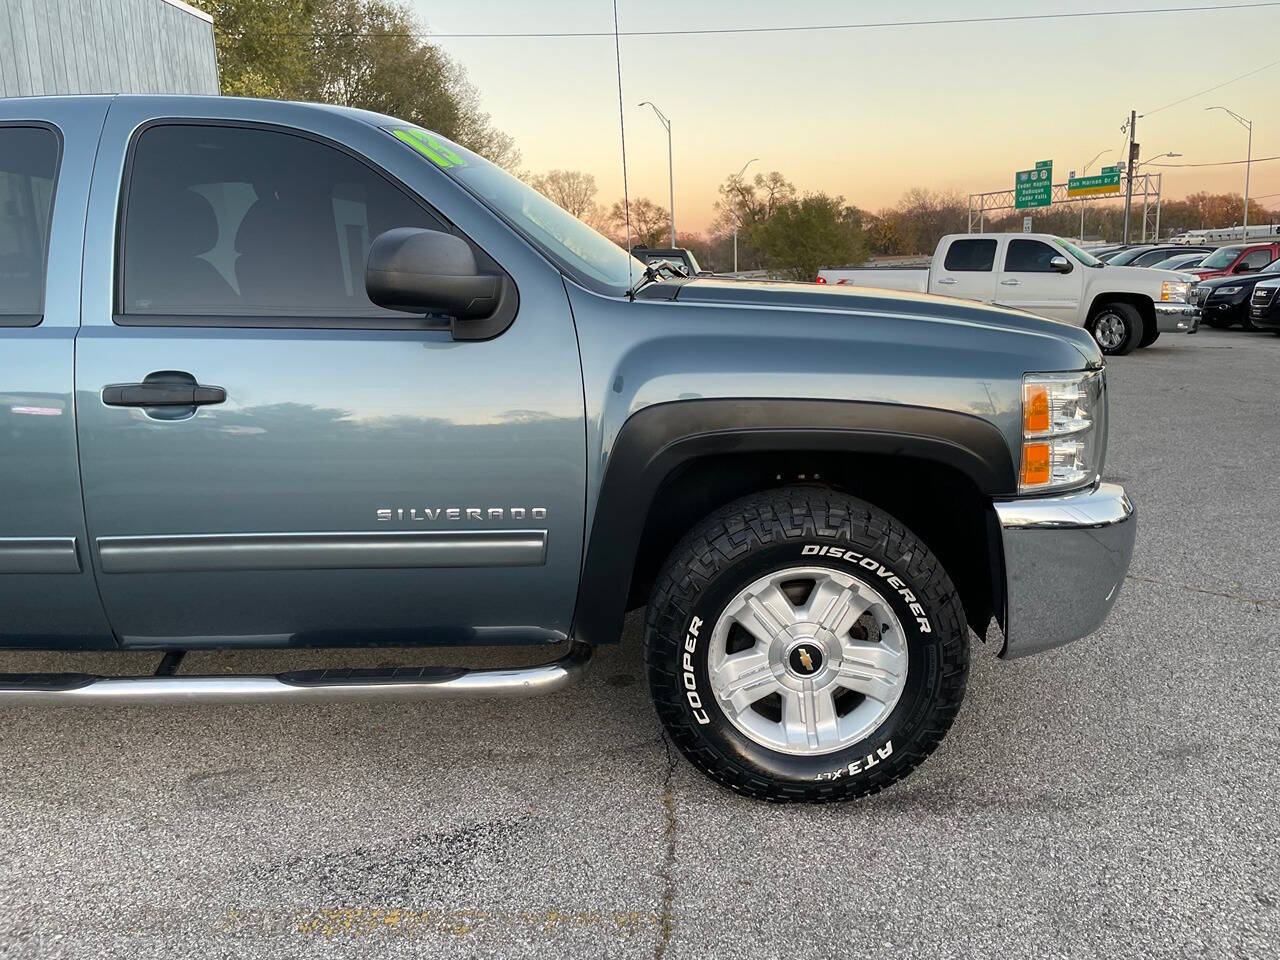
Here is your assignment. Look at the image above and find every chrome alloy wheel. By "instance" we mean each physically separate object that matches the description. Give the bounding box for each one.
[706,567,908,756]
[1093,311,1126,351]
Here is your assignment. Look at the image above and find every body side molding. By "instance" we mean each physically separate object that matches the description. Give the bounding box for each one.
[572,398,1015,646]
[96,530,547,573]
[0,538,81,574]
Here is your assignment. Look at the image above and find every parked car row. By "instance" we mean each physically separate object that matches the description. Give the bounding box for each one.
[817,233,1199,355]
[1193,256,1280,329]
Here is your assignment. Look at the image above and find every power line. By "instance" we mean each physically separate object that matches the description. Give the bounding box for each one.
[263,3,1280,39]
[1146,156,1280,167]
[1141,57,1280,117]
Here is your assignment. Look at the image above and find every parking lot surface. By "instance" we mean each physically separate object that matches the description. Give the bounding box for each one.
[1,328,1277,959]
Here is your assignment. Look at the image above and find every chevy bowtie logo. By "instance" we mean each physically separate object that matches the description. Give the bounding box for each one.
[797,648,815,672]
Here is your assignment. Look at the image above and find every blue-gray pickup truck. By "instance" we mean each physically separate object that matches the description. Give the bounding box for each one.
[0,96,1135,801]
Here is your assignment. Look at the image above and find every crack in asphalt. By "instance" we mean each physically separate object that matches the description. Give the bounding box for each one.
[1126,573,1280,609]
[654,735,679,960]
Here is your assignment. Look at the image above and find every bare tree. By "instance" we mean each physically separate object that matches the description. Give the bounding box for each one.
[527,170,599,220]
[608,197,670,248]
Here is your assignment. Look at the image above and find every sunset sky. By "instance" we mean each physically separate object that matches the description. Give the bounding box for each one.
[409,1,1280,233]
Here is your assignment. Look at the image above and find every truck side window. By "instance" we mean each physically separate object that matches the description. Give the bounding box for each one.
[1240,249,1274,271]
[1005,239,1061,273]
[0,126,59,322]
[120,124,447,319]
[942,239,996,272]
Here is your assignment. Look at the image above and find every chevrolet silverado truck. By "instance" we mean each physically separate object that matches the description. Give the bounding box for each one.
[817,233,1200,356]
[0,96,1135,802]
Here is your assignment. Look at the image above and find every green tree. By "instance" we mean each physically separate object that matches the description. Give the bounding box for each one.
[748,192,867,280]
[710,170,797,271]
[193,0,315,99]
[191,0,519,168]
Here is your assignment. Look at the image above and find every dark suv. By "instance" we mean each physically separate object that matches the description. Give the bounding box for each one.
[1192,256,1280,329]
[1248,277,1280,334]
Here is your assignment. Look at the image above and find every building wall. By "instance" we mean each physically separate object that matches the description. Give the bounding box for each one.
[0,0,218,98]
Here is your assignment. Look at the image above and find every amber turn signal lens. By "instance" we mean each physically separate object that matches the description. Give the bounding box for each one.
[1023,383,1050,435]
[1021,441,1051,488]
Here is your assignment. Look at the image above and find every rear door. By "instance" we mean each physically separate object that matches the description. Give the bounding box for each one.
[0,99,115,648]
[932,237,1000,303]
[995,237,1084,323]
[74,97,586,648]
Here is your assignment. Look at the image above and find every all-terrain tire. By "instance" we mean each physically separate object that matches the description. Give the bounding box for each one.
[645,487,969,803]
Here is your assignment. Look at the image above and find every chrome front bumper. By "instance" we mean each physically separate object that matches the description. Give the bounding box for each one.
[992,482,1135,659]
[1154,302,1200,333]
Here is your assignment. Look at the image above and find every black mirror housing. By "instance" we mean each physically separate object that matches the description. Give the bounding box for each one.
[366,227,501,320]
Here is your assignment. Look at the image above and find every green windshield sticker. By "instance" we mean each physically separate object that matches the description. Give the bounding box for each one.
[391,127,467,169]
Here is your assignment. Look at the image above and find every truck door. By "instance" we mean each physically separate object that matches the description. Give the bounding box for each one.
[995,237,1084,324]
[0,100,115,648]
[73,98,586,648]
[932,237,999,303]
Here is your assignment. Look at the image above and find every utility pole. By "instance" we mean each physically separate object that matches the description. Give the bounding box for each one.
[1122,110,1137,244]
[732,158,758,273]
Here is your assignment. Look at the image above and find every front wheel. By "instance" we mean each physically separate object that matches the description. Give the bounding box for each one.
[1089,302,1144,355]
[645,487,969,802]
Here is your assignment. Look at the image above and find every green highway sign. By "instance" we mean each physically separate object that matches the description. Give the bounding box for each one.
[1015,161,1053,208]
[1067,170,1122,198]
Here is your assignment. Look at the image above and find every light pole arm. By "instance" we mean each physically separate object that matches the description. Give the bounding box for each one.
[639,101,675,246]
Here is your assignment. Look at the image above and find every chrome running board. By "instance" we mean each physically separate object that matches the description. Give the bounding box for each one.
[0,642,591,705]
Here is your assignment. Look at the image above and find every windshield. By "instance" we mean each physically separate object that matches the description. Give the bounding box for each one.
[1199,246,1244,270]
[1052,237,1102,267]
[1263,258,1280,274]
[1152,255,1200,270]
[385,125,646,295]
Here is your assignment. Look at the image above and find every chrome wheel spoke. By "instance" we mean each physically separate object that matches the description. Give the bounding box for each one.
[782,685,840,751]
[731,582,794,644]
[834,641,904,702]
[803,579,871,635]
[710,649,778,715]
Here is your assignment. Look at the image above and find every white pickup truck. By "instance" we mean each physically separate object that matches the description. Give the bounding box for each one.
[818,233,1200,355]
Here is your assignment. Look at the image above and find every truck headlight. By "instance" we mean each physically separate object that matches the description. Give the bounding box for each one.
[1161,280,1189,303]
[1019,371,1105,493]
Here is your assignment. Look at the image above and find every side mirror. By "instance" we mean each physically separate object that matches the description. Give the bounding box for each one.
[1049,255,1073,273]
[366,227,501,321]
[1234,262,1253,274]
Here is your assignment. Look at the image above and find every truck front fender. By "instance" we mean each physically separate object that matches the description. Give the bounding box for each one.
[571,398,1015,646]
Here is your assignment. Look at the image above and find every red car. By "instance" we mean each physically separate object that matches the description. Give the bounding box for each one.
[1185,242,1280,280]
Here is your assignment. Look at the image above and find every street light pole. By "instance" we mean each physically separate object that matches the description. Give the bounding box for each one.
[732,157,759,274]
[1207,106,1253,239]
[639,101,675,247]
[1133,153,1180,241]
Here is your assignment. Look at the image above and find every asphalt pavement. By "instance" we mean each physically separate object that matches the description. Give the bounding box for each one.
[0,327,1277,959]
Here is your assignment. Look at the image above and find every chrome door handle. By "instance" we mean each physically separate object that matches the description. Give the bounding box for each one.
[937,277,959,285]
[1000,279,1021,286]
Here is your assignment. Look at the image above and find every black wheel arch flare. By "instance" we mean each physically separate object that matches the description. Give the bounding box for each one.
[571,398,1016,646]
